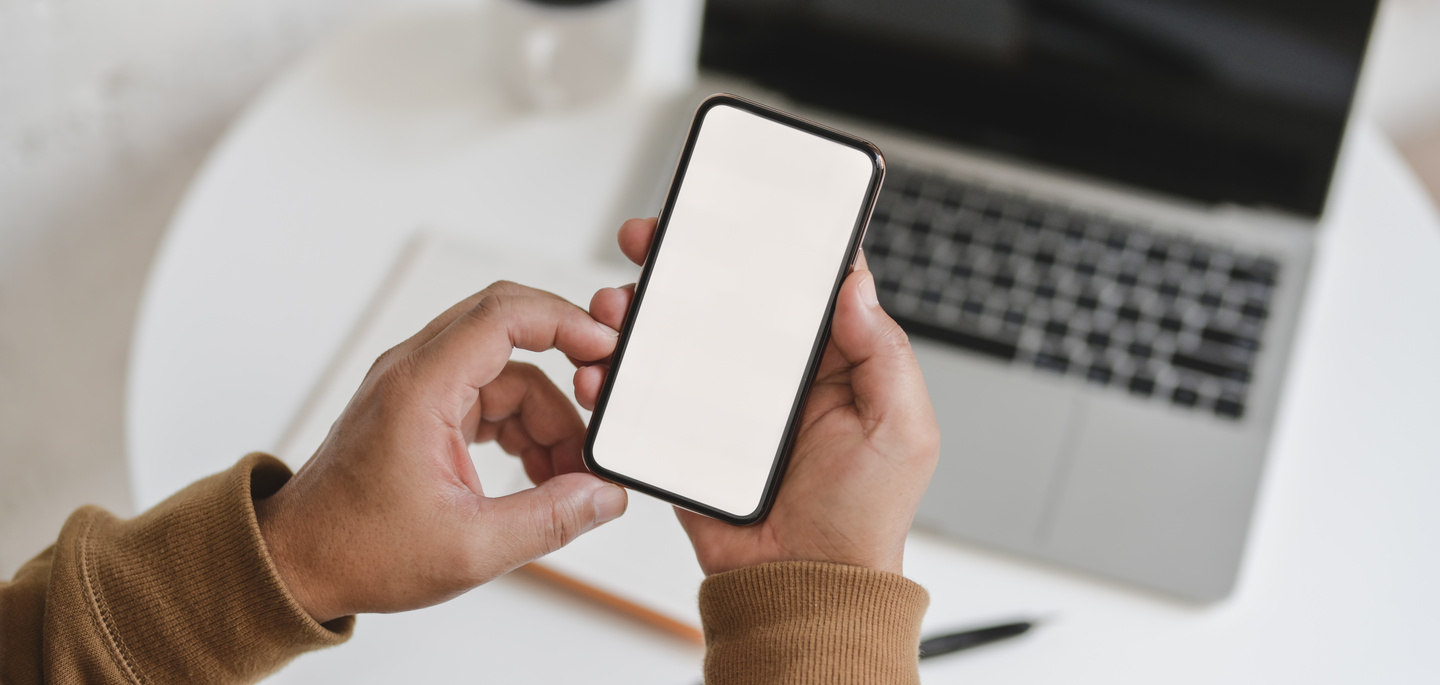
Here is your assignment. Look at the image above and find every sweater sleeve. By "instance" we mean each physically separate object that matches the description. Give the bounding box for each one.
[698,561,929,685]
[0,453,351,685]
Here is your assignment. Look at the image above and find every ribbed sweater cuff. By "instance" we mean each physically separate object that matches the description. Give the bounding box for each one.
[49,452,351,682]
[699,561,928,685]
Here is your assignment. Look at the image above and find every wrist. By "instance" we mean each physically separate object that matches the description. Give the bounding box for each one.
[255,487,343,624]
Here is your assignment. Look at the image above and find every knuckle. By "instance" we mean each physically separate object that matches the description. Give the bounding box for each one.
[538,493,585,553]
[367,344,403,376]
[372,354,417,396]
[920,424,942,460]
[485,279,522,295]
[464,291,507,324]
[882,316,913,347]
[878,324,915,359]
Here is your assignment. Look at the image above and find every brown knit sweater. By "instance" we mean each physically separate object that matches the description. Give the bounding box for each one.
[0,454,927,684]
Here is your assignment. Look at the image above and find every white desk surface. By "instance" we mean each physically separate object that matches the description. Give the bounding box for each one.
[127,1,1440,682]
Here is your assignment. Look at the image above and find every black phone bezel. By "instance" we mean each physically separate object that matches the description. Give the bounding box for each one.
[582,93,886,525]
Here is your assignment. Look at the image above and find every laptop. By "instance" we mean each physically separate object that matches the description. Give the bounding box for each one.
[623,0,1379,602]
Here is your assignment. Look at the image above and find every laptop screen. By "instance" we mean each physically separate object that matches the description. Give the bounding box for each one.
[699,0,1379,218]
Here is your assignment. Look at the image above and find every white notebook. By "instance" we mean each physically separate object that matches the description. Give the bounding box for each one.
[275,231,705,641]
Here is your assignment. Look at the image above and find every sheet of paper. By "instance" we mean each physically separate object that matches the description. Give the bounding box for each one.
[275,231,705,634]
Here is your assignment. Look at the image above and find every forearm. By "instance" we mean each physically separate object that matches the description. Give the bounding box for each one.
[0,453,351,684]
[699,561,928,685]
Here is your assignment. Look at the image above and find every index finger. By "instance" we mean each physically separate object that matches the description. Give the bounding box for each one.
[618,217,657,266]
[413,282,619,408]
[386,281,587,364]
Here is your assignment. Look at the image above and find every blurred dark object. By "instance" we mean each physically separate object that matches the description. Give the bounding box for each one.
[919,619,1038,659]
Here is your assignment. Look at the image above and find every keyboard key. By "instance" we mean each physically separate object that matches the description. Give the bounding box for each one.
[1230,260,1279,286]
[1118,304,1142,321]
[1035,352,1070,374]
[1214,395,1246,418]
[1076,293,1100,310]
[893,315,1020,361]
[1128,375,1156,396]
[1087,365,1113,385]
[1086,331,1110,348]
[961,299,986,316]
[1201,325,1259,350]
[1003,309,1027,327]
[1241,301,1270,320]
[1045,320,1069,337]
[1127,341,1154,359]
[1160,315,1184,331]
[1171,342,1254,382]
[1172,386,1199,407]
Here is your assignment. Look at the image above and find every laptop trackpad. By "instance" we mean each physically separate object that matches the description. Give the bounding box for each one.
[911,339,1077,549]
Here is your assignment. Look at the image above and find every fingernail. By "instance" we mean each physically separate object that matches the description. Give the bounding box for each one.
[858,272,879,308]
[592,484,627,524]
[597,322,620,338]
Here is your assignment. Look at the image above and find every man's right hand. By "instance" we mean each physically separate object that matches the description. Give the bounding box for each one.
[575,218,941,577]
[256,281,628,624]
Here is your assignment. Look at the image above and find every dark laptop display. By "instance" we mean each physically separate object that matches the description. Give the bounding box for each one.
[700,0,1379,218]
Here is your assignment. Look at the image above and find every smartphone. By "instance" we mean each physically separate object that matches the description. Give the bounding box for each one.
[583,94,885,524]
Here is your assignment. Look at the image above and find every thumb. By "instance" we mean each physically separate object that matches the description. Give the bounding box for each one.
[830,266,933,430]
[485,473,628,566]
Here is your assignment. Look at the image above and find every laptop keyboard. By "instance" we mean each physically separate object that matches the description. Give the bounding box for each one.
[864,165,1281,420]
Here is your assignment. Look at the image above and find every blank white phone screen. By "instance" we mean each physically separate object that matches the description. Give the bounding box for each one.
[590,103,878,518]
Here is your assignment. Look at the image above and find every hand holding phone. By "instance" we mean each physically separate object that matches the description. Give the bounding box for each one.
[578,218,940,576]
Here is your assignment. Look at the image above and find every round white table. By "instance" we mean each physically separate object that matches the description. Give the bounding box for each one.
[128,1,1440,682]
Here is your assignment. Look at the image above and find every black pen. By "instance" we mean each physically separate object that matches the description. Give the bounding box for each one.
[919,619,1039,659]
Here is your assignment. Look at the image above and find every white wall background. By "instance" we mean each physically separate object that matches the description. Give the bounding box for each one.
[0,0,377,575]
[1,0,1438,577]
